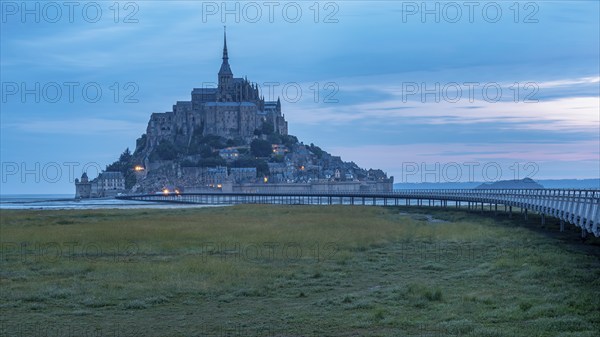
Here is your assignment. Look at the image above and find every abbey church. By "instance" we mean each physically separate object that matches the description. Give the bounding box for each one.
[76,30,393,197]
[145,30,287,154]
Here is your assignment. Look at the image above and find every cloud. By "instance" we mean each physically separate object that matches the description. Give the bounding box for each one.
[331,141,600,163]
[537,76,600,88]
[1,0,598,189]
[328,141,600,181]
[285,73,600,135]
[5,118,144,135]
[288,95,599,132]
[15,25,142,48]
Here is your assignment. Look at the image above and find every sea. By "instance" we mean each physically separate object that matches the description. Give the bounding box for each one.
[0,194,220,210]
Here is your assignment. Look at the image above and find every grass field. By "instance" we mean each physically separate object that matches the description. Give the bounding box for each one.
[1,205,599,336]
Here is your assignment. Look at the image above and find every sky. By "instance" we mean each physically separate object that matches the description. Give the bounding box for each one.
[1,0,599,194]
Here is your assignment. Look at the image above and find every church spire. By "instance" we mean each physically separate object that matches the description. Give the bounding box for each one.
[218,26,233,96]
[222,26,229,62]
[219,26,233,77]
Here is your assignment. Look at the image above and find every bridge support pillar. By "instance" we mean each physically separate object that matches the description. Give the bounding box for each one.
[560,220,565,232]
[582,228,587,239]
[509,206,513,218]
[524,208,528,221]
[541,213,545,227]
[494,204,498,216]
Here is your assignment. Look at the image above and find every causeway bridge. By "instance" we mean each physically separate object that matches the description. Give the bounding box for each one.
[116,189,600,237]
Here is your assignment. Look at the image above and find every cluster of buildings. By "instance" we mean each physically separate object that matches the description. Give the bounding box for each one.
[75,172,126,199]
[75,30,393,198]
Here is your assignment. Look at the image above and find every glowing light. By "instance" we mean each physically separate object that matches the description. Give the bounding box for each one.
[134,165,145,172]
[217,184,222,189]
[175,189,180,194]
[263,176,268,183]
[162,189,169,195]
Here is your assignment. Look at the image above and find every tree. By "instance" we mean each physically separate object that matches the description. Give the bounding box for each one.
[105,148,136,189]
[134,134,147,155]
[180,159,197,167]
[201,135,226,149]
[226,137,245,147]
[267,133,282,145]
[256,160,269,178]
[251,139,272,157]
[106,148,131,172]
[260,121,274,135]
[254,121,274,136]
[119,148,132,163]
[199,144,214,158]
[155,140,179,160]
[281,135,298,148]
[270,155,284,163]
[230,157,269,178]
[309,143,324,159]
[198,157,226,167]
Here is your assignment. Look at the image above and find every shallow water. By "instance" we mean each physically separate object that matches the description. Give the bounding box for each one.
[0,194,223,210]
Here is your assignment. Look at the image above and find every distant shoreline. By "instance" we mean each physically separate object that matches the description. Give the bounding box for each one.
[394,178,600,190]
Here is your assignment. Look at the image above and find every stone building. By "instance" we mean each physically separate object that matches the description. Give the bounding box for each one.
[205,166,228,187]
[74,172,91,199]
[141,29,288,166]
[98,172,126,192]
[229,167,257,183]
[75,171,126,198]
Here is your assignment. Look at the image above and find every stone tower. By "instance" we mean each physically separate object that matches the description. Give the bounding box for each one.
[218,27,233,101]
[75,172,91,199]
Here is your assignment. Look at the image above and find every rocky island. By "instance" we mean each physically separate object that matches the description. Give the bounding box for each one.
[76,31,393,198]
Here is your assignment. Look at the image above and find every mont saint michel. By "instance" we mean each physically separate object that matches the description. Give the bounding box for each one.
[75,31,393,198]
[3,2,599,336]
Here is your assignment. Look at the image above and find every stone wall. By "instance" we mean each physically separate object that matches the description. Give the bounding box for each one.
[232,180,393,194]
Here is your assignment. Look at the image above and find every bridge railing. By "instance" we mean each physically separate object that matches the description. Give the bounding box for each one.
[117,189,599,237]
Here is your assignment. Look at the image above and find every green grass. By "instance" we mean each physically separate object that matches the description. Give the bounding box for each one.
[1,205,599,336]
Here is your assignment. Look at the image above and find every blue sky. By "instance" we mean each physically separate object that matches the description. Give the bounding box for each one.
[1,1,599,193]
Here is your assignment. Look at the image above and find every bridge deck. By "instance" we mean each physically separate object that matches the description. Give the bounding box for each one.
[117,189,600,237]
